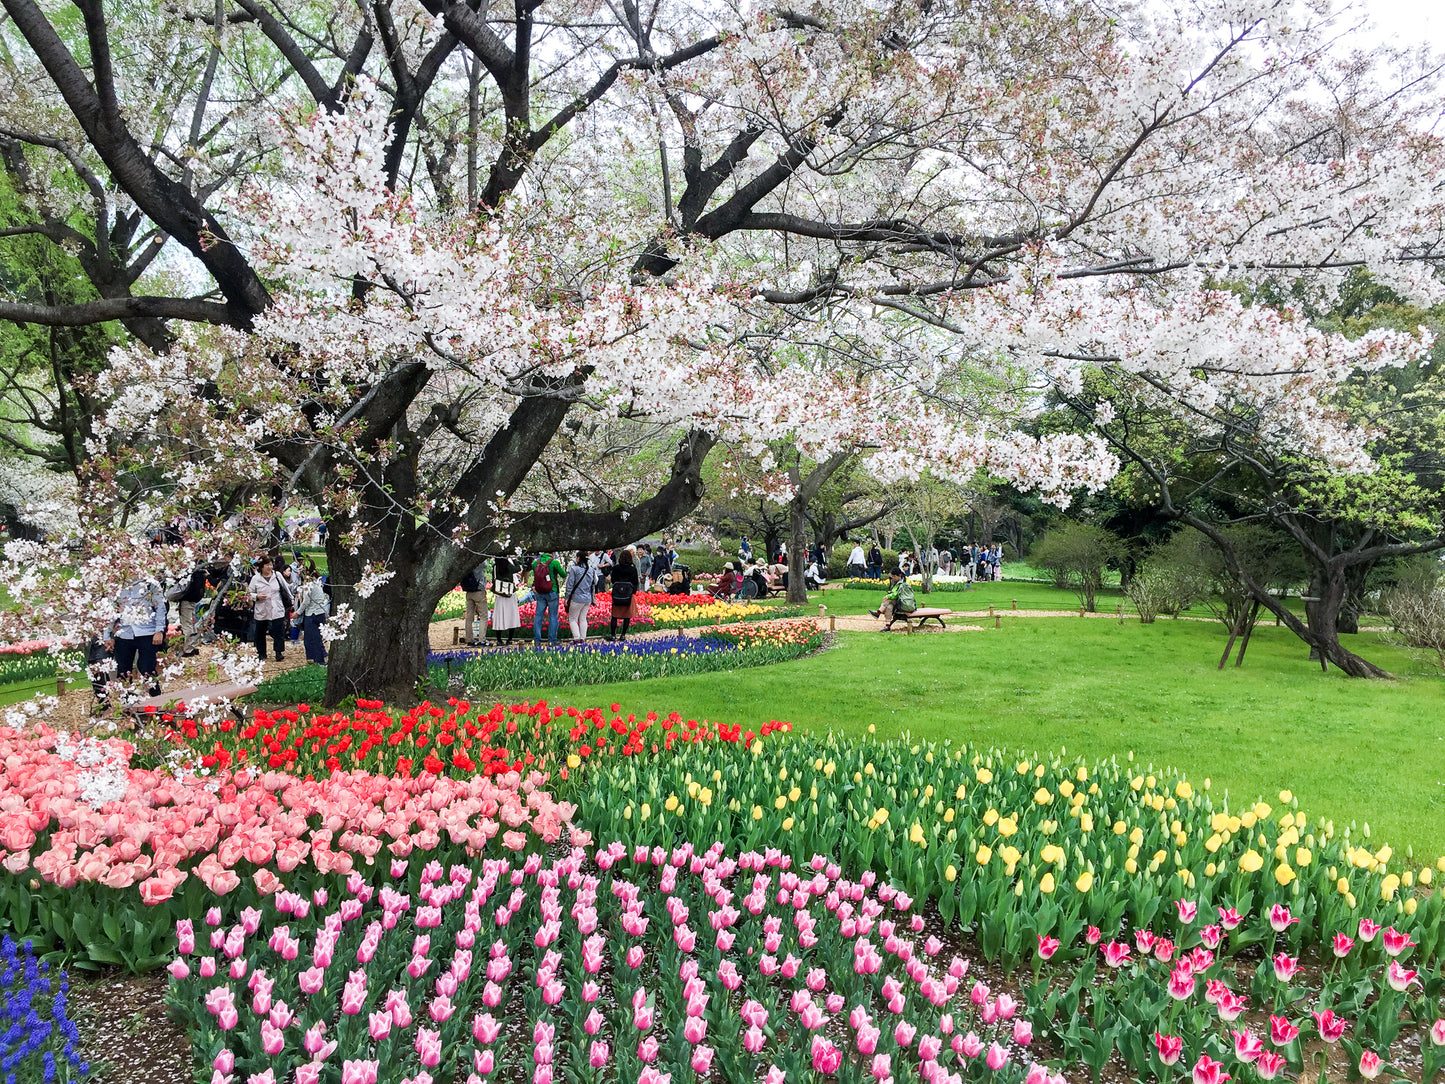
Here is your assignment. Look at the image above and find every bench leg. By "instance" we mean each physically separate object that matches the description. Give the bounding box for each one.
[905,619,914,635]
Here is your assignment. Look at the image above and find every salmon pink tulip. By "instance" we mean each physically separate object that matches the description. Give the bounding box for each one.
[1359,1051,1383,1079]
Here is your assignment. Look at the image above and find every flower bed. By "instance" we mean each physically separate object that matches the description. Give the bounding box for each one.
[0,646,81,687]
[837,577,979,593]
[0,723,580,967]
[431,619,822,691]
[167,843,1052,1084]
[1,934,90,1082]
[517,596,657,633]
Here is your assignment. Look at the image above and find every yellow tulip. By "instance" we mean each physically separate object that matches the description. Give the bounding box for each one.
[1080,814,1094,832]
[1058,780,1075,798]
[782,816,794,831]
[751,805,763,821]
[1381,874,1400,901]
[1034,788,1053,805]
[1076,766,1088,781]
[1075,871,1094,892]
[1278,789,1292,803]
[1040,872,1056,894]
[1253,802,1272,819]
[566,753,581,769]
[944,864,957,882]
[1238,850,1264,873]
[944,808,955,823]
[640,803,651,821]
[1113,821,1127,835]
[975,768,993,784]
[1274,863,1295,887]
[1205,833,1222,854]
[1124,858,1138,875]
[976,846,993,865]
[664,794,679,812]
[954,784,966,800]
[1295,847,1312,867]
[1000,845,1021,866]
[1421,867,1434,885]
[1404,896,1417,915]
[1174,780,1193,800]
[788,786,801,802]
[998,817,1018,838]
[909,823,926,846]
[1205,862,1216,877]
[983,808,1000,826]
[874,807,889,823]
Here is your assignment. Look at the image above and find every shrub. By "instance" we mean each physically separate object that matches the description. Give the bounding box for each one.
[1382,567,1445,671]
[1123,561,1172,623]
[1028,523,1124,611]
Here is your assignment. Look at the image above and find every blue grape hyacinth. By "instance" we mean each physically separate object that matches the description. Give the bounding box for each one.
[0,936,87,1083]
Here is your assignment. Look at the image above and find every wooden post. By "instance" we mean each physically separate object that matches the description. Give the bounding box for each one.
[56,677,66,696]
[1079,606,1085,617]
[1011,598,1017,610]
[829,615,836,632]
[988,604,994,617]
[994,615,1001,629]
[452,626,460,645]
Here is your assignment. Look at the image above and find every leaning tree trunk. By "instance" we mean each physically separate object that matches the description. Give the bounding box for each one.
[1302,564,1390,677]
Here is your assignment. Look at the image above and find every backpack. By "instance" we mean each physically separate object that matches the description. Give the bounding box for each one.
[182,567,207,603]
[611,580,636,605]
[895,582,918,614]
[460,569,483,594]
[533,558,555,594]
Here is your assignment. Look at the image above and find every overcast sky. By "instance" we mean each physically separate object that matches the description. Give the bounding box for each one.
[1352,0,1445,50]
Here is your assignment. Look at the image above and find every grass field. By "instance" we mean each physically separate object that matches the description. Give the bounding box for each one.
[499,616,1445,861]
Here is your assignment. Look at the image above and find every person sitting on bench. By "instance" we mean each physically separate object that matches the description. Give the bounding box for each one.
[869,569,917,629]
[711,563,739,599]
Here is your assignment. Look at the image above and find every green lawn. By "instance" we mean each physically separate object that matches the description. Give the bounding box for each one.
[501,617,1445,861]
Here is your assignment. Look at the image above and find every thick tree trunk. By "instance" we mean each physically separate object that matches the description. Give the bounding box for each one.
[322,533,454,706]
[786,501,809,604]
[1304,564,1388,677]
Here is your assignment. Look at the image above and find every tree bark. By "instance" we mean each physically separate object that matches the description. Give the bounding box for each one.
[786,501,809,604]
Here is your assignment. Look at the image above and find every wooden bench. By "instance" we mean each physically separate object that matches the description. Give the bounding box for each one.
[123,682,258,718]
[885,608,952,633]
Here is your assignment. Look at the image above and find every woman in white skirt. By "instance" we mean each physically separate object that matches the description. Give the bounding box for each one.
[489,555,522,645]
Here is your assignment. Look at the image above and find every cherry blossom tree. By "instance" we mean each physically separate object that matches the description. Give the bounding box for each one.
[0,0,1441,700]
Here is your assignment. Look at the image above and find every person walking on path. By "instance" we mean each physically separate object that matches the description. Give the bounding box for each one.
[531,551,566,646]
[107,574,168,698]
[637,545,653,591]
[166,561,208,657]
[248,557,292,662]
[490,555,522,645]
[847,540,866,578]
[460,557,489,646]
[563,551,598,642]
[296,562,331,664]
[607,548,640,641]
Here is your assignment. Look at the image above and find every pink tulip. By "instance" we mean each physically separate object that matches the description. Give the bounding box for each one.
[1269,1016,1299,1047]
[870,1053,892,1081]
[1431,1019,1445,1047]
[214,1050,235,1074]
[584,1009,603,1036]
[744,1026,766,1053]
[969,981,989,1006]
[1381,927,1416,957]
[259,1021,284,1057]
[799,1002,825,1030]
[1272,953,1299,982]
[894,1021,916,1047]
[691,1046,714,1074]
[368,1012,391,1042]
[855,1024,880,1056]
[340,1062,379,1084]
[985,1042,1009,1070]
[1232,1029,1264,1063]
[1135,929,1156,954]
[961,1032,984,1059]
[588,1041,609,1068]
[1101,941,1131,968]
[1216,991,1248,1022]
[176,919,195,955]
[414,1028,441,1068]
[918,1034,943,1061]
[1332,932,1354,958]
[996,993,1017,1020]
[1175,899,1198,924]
[428,995,454,1023]
[1154,1033,1183,1066]
[1167,967,1195,1001]
[1358,918,1381,942]
[684,1015,708,1043]
[294,1065,320,1084]
[1085,925,1101,944]
[1217,907,1243,930]
[1199,924,1222,949]
[1386,960,1420,992]
[1191,1054,1231,1084]
[637,1036,660,1064]
[167,959,190,980]
[763,1067,784,1084]
[810,1036,842,1075]
[627,945,645,969]
[1026,1065,1049,1084]
[1255,1052,1286,1080]
[217,1005,238,1031]
[1359,1051,1383,1080]
[1267,904,1298,933]
[1312,1009,1348,1043]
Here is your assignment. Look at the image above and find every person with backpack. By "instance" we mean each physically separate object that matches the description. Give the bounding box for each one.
[607,548,640,641]
[248,556,293,662]
[165,561,209,658]
[869,569,918,630]
[867,543,883,579]
[459,557,489,646]
[563,550,598,642]
[531,551,566,646]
